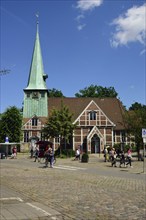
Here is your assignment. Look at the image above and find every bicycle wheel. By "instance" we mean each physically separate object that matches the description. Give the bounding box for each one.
[45,158,48,167]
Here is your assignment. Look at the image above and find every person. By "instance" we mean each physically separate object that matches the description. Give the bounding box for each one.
[111,148,117,167]
[34,146,39,162]
[108,148,113,162]
[104,147,109,162]
[74,148,80,161]
[44,147,50,167]
[11,146,17,159]
[30,147,33,158]
[119,151,126,168]
[49,147,54,168]
[126,148,133,168]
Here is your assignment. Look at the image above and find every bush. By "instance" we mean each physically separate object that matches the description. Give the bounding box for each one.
[55,148,75,158]
[81,153,89,163]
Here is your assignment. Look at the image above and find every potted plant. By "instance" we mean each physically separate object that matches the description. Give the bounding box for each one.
[81,153,89,163]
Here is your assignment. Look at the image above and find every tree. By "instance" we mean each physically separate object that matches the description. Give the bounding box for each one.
[124,102,146,159]
[129,102,146,111]
[48,88,64,97]
[75,85,118,98]
[0,106,22,143]
[42,102,76,152]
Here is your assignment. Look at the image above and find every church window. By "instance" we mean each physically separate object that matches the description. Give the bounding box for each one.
[55,136,60,144]
[41,92,45,97]
[24,131,29,142]
[26,92,30,98]
[89,111,96,120]
[32,118,38,126]
[121,131,126,142]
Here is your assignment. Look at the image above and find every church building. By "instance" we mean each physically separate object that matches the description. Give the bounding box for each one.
[22,22,131,153]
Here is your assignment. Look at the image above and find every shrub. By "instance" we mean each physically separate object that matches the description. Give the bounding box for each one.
[55,148,75,158]
[81,153,89,163]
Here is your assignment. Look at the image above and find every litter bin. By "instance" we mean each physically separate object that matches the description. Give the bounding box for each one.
[1,153,5,159]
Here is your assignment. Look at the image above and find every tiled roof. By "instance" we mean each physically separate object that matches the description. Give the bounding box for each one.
[22,117,47,125]
[47,97,125,130]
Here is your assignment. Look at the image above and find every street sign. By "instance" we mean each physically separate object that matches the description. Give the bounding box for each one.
[142,128,146,138]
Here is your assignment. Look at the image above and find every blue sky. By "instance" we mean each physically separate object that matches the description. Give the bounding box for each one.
[0,0,145,113]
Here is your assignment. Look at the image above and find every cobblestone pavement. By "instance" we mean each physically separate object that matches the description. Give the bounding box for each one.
[0,154,146,220]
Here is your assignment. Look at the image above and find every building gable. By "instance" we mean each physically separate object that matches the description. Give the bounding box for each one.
[73,100,115,127]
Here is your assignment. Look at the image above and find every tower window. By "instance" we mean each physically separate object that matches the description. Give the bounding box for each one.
[32,118,38,126]
[89,111,96,120]
[41,92,45,97]
[26,92,30,98]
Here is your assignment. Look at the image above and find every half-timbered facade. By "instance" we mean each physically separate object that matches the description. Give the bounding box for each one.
[45,97,130,153]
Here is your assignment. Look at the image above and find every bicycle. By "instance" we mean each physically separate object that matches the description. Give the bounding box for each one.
[45,156,56,167]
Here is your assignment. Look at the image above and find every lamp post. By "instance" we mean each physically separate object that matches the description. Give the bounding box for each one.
[0,69,10,113]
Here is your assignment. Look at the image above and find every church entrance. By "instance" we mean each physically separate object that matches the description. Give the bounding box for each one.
[91,134,100,153]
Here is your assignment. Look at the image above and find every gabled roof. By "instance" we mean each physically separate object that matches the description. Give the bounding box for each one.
[25,23,48,90]
[47,97,125,130]
[22,117,47,127]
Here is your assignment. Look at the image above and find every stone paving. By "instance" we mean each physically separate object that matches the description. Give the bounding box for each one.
[0,154,146,220]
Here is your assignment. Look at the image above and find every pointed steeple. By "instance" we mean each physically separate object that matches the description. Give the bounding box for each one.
[25,21,48,90]
[23,17,48,118]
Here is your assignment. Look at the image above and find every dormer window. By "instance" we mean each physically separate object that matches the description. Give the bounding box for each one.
[89,111,96,120]
[32,117,38,126]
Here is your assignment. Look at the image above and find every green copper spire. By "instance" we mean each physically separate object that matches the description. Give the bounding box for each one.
[23,18,48,118]
[25,21,48,90]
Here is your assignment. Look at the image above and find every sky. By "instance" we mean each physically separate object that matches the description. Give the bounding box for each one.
[0,0,146,113]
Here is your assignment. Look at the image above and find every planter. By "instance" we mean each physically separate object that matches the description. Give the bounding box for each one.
[81,153,89,163]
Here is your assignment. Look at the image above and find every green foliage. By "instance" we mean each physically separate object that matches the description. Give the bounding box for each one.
[42,102,77,145]
[62,149,75,157]
[48,88,65,97]
[75,85,118,98]
[113,144,121,151]
[129,102,146,111]
[55,148,75,158]
[124,102,146,153]
[0,106,22,143]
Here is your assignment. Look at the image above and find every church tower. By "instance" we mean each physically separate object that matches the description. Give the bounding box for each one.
[23,21,48,118]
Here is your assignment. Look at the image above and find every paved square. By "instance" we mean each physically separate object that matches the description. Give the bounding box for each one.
[0,154,145,219]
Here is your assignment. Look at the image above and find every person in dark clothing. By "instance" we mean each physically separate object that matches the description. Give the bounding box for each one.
[119,151,126,167]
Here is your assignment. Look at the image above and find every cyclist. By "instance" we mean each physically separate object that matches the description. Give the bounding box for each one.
[44,147,54,168]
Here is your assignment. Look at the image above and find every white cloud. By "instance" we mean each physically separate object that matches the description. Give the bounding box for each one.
[76,0,103,11]
[75,14,85,22]
[75,0,103,31]
[77,23,86,31]
[110,4,146,48]
[140,48,146,55]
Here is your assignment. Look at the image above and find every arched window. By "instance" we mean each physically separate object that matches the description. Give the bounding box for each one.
[89,111,96,120]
